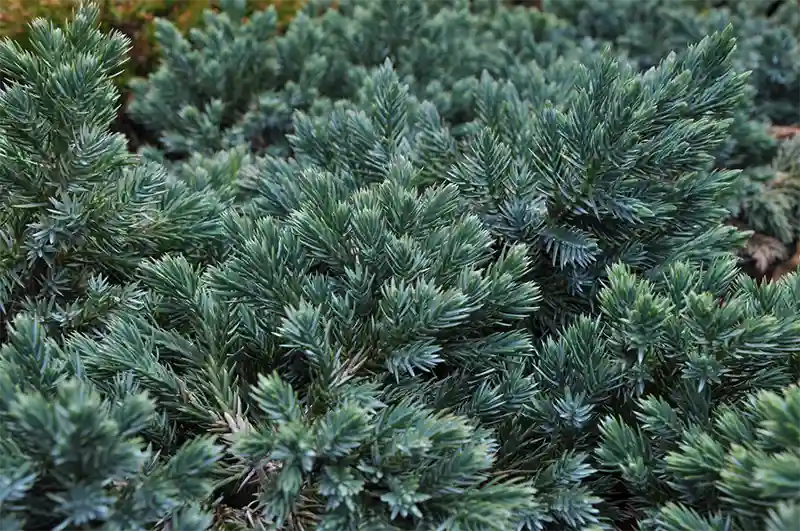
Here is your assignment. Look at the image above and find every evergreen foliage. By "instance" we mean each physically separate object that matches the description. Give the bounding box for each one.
[590,258,800,526]
[132,2,744,322]
[0,315,222,531]
[1,2,800,531]
[128,0,592,158]
[127,0,285,156]
[542,0,800,275]
[241,35,751,328]
[0,4,224,338]
[601,381,800,531]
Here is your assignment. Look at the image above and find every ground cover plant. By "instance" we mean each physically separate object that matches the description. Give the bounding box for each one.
[0,1,799,530]
[539,0,800,280]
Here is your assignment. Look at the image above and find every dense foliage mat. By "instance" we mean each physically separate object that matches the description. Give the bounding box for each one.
[0,1,799,531]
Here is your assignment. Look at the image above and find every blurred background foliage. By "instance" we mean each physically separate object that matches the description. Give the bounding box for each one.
[0,0,308,148]
[0,0,305,88]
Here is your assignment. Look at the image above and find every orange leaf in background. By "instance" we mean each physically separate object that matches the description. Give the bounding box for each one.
[772,240,800,281]
[770,125,800,139]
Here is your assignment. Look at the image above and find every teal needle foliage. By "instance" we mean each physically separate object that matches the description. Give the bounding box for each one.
[1,1,799,530]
